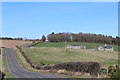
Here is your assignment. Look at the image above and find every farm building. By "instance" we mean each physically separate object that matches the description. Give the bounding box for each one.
[66,45,86,49]
[98,44,113,51]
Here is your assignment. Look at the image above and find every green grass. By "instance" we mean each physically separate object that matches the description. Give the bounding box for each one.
[2,48,15,78]
[34,42,120,52]
[22,47,118,68]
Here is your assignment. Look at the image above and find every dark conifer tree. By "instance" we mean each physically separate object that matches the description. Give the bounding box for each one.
[41,35,46,42]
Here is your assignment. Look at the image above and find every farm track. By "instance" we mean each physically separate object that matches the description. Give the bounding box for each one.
[5,48,64,78]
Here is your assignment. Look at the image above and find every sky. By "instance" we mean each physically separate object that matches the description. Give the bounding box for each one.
[2,0,119,2]
[2,2,118,39]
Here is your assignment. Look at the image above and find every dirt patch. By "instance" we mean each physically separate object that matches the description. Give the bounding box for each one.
[0,40,32,48]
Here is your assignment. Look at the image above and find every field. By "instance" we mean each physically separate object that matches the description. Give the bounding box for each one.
[34,42,120,52]
[23,42,119,68]
[0,40,32,48]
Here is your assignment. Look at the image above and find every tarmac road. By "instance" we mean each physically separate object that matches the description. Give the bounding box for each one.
[5,48,64,78]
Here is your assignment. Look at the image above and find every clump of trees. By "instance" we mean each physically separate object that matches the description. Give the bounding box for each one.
[47,32,120,45]
[41,35,46,42]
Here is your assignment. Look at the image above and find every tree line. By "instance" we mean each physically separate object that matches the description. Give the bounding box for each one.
[0,37,23,40]
[47,32,120,45]
[0,37,41,41]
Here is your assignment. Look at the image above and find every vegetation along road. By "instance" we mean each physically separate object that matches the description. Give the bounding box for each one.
[5,48,64,78]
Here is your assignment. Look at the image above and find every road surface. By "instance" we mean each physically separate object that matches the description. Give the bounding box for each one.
[5,48,64,78]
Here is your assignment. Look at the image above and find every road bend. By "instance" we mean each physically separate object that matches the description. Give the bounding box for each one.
[5,48,64,78]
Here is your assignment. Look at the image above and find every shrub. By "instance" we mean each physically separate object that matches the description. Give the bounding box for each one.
[53,62,100,76]
[34,66,41,70]
[99,68,107,76]
[111,69,120,78]
[108,65,120,78]
[43,65,52,70]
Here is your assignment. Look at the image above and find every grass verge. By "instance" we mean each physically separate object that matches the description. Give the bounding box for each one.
[13,48,36,72]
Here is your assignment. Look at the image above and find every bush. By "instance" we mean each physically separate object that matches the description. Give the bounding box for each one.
[108,65,120,78]
[110,69,120,78]
[34,66,41,70]
[43,65,52,70]
[99,68,107,75]
[53,62,100,76]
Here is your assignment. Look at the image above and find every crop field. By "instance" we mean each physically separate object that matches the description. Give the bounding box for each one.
[34,42,120,52]
[0,40,32,48]
[22,42,118,68]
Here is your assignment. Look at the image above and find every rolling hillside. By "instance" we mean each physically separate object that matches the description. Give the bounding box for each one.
[22,42,119,68]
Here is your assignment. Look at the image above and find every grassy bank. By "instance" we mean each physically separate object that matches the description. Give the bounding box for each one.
[2,48,15,78]
[34,42,120,52]
[13,48,36,72]
[22,47,118,68]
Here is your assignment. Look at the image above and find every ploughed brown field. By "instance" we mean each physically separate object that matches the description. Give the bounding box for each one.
[0,40,32,48]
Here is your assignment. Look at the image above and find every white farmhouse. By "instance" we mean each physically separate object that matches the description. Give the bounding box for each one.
[98,45,113,52]
[66,45,86,49]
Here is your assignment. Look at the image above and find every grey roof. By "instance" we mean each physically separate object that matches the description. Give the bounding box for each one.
[102,46,113,49]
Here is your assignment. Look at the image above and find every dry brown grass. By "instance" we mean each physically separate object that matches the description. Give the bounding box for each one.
[0,40,32,48]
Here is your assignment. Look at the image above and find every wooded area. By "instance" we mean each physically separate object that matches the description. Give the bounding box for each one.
[47,32,120,45]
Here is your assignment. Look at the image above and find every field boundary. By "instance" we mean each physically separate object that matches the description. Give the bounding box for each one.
[20,41,41,48]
